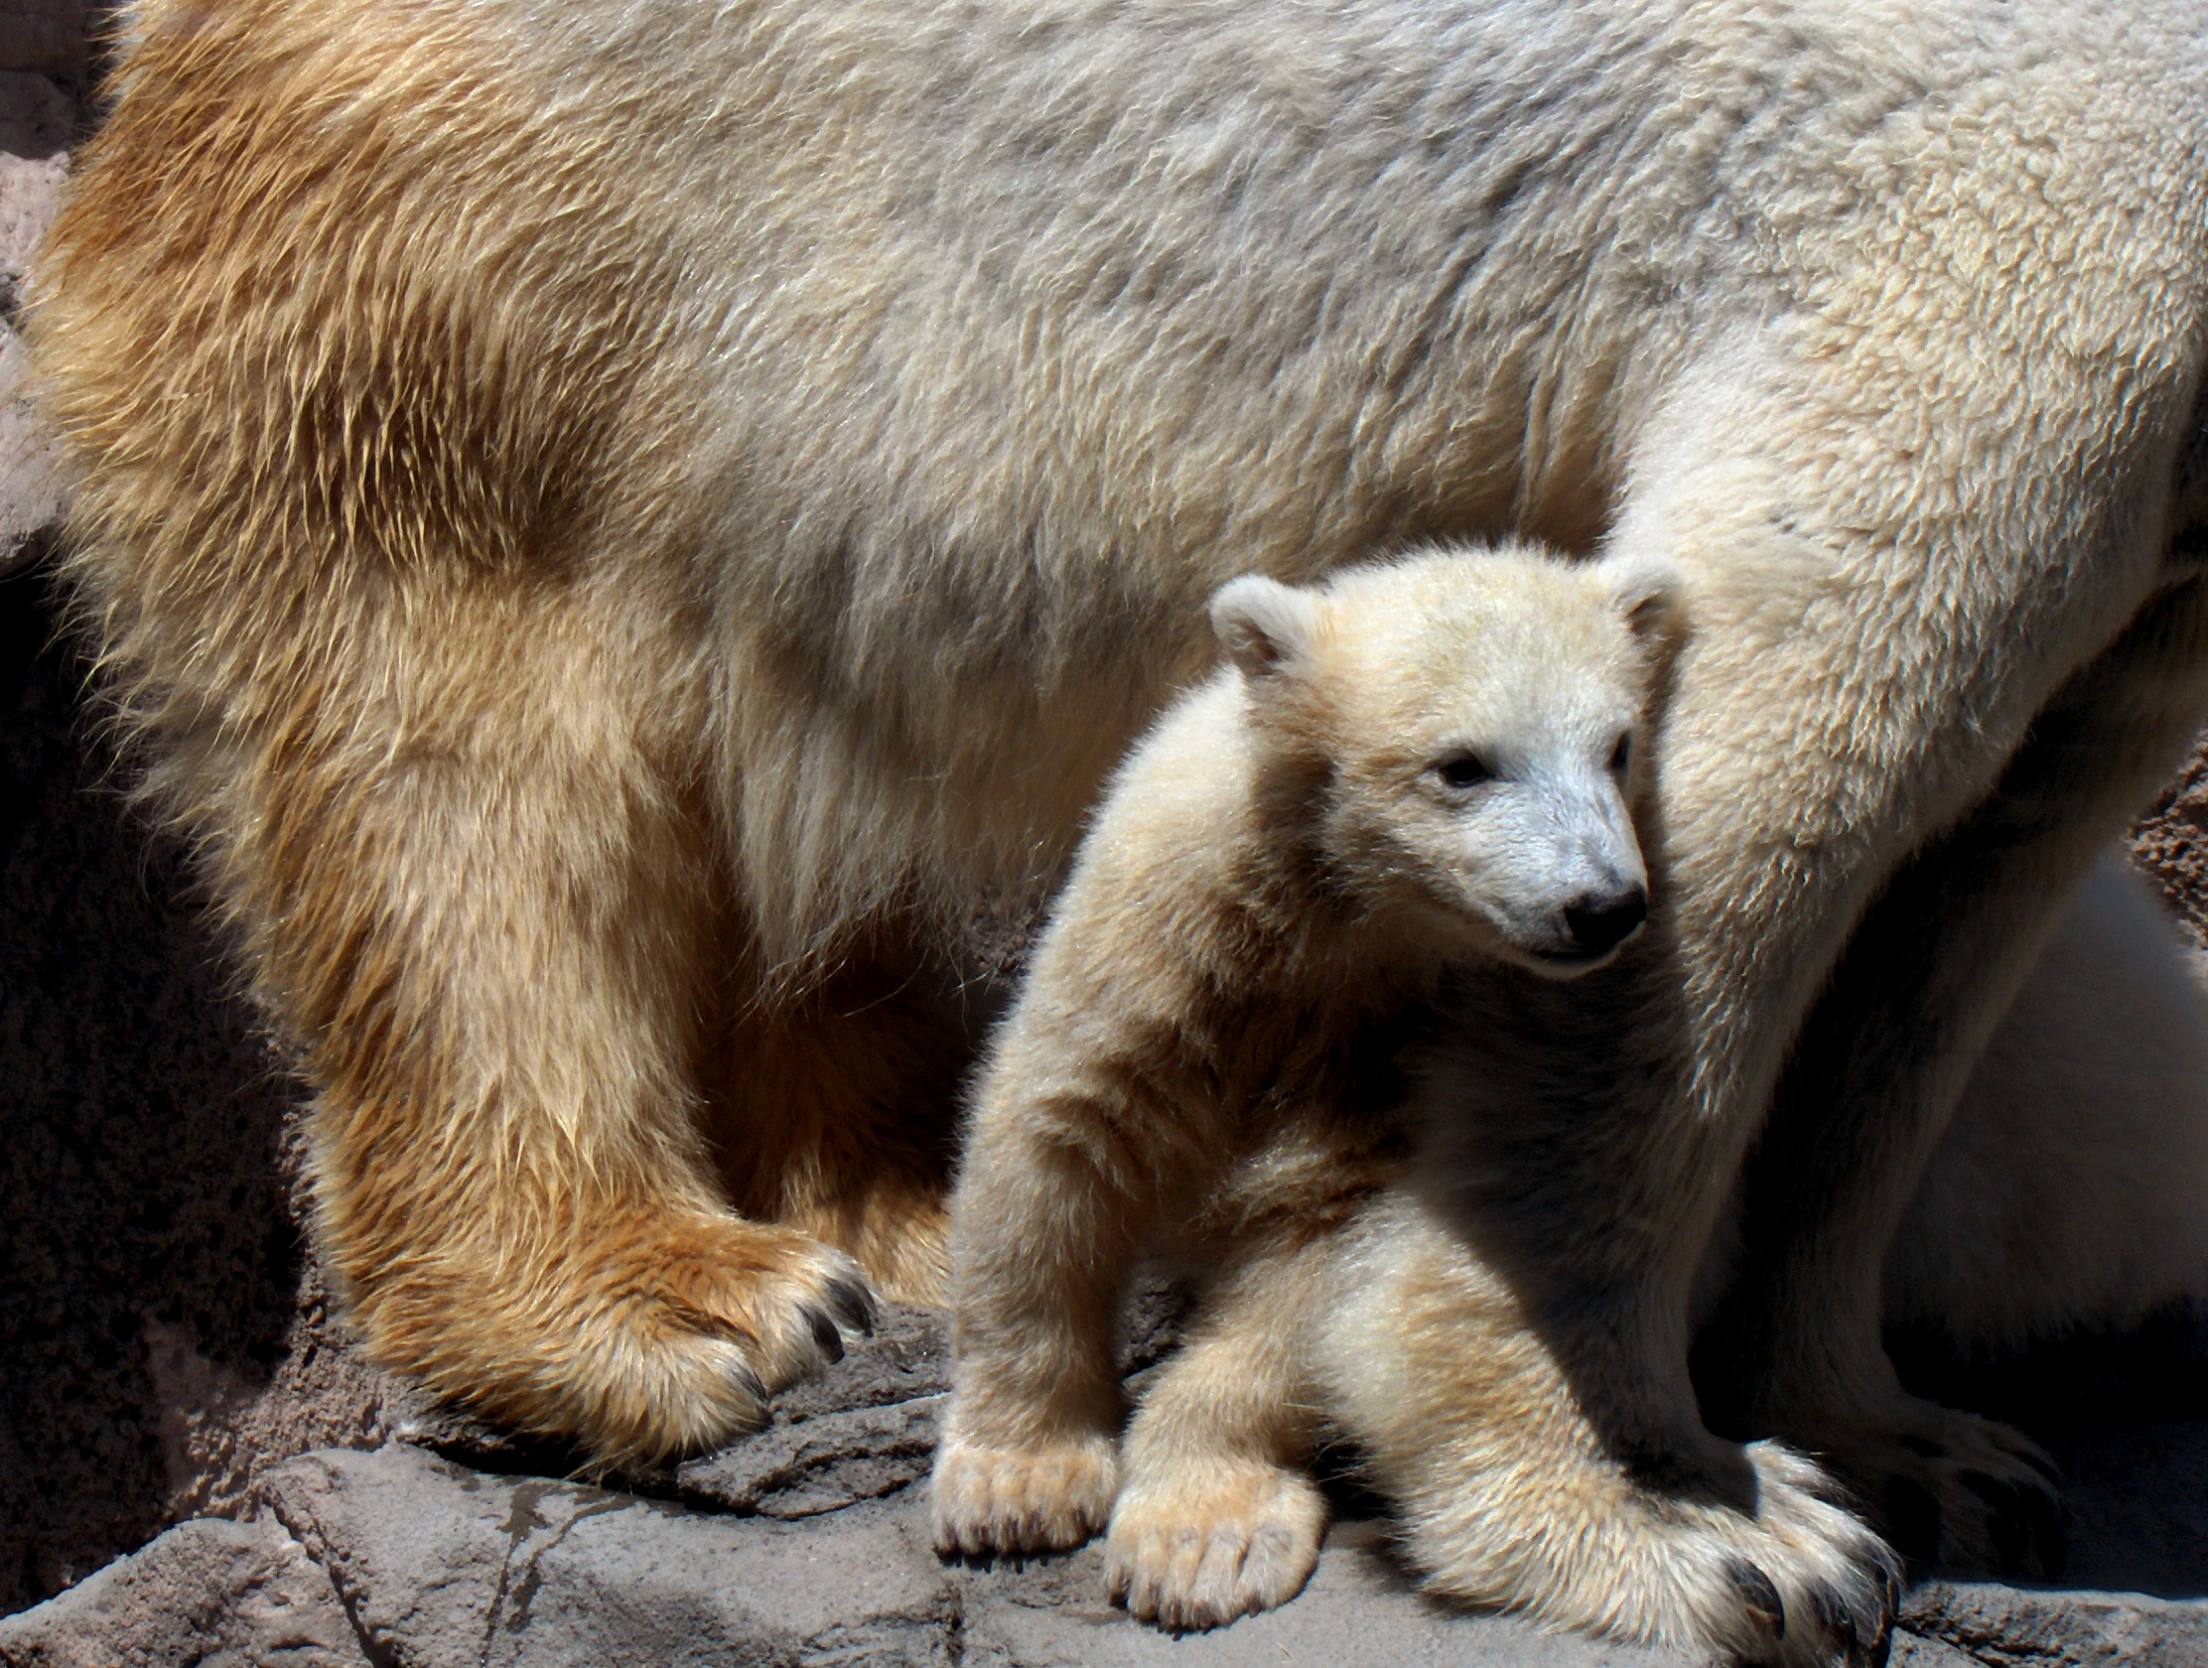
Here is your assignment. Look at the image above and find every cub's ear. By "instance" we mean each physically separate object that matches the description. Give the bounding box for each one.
[1599,550,1685,640]
[1210,574,1321,678]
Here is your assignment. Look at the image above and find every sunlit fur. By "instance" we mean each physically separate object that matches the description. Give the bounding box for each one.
[1318,1190,1903,1665]
[934,544,1674,1627]
[27,0,2208,1637]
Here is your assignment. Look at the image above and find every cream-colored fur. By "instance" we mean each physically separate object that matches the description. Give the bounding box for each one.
[934,544,1674,1626]
[1319,1193,1900,1666]
[948,841,2201,1659]
[28,0,2208,1645]
[1313,852,2207,1660]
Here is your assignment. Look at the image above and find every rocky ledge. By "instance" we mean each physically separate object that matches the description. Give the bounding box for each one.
[3,1302,2204,1668]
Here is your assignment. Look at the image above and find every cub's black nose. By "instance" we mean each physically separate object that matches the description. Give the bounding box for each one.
[1564,887,1647,955]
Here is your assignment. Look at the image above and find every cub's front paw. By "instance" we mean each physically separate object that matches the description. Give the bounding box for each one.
[1786,1397,2064,1580]
[1704,1441,1905,1668]
[931,1435,1119,1557]
[1105,1462,1325,1632]
[1406,1437,1899,1667]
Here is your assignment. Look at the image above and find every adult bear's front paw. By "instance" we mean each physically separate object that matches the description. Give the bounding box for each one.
[355,1210,876,1472]
[1778,1396,2065,1582]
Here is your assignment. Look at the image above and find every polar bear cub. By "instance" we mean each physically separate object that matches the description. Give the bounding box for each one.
[933,540,1678,1621]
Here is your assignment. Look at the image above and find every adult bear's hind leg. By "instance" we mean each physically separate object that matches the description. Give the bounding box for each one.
[1889,852,2208,1353]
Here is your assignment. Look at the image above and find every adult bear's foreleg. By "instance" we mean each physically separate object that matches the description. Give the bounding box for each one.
[256,574,877,1470]
[1337,322,2200,1655]
[1701,572,2208,1577]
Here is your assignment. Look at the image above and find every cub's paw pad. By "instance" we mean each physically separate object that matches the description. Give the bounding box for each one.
[1105,1465,1325,1632]
[931,1437,1118,1558]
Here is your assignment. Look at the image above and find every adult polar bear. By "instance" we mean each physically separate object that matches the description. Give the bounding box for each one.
[29,0,2208,1654]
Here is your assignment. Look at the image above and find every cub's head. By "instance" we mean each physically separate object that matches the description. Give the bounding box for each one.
[1209,542,1679,977]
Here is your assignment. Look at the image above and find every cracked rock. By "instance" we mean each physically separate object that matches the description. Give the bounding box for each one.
[0,1513,364,1668]
[250,1444,1704,1668]
[675,1393,945,1519]
[1902,1581,2208,1668]
[261,1445,964,1668]
[10,1289,2208,1666]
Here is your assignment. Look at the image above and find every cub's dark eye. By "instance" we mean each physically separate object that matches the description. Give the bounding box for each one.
[1432,752,1493,790]
[1610,733,1632,773]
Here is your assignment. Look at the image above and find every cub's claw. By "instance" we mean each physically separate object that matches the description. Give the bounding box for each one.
[1724,1556,1787,1648]
[726,1359,769,1409]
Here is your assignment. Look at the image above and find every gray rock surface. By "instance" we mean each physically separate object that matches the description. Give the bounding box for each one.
[9,1441,1704,1668]
[0,1514,361,1668]
[1902,1581,2208,1668]
[7,1309,2207,1667]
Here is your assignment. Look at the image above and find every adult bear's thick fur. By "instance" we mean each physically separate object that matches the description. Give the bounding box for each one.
[29,0,2208,1658]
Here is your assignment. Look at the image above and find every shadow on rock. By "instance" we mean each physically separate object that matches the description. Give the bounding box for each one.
[1892,1303,2208,1602]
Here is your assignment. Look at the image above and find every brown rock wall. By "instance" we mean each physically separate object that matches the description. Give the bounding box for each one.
[2134,752,2208,945]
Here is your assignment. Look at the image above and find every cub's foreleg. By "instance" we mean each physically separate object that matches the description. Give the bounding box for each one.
[932,1060,1171,1554]
[1318,1193,1900,1667]
[1705,574,2208,1577]
[1105,1230,1332,1631]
